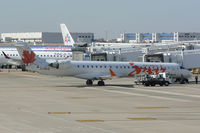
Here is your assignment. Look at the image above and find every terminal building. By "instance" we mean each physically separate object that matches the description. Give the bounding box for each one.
[121,32,200,43]
[1,32,94,44]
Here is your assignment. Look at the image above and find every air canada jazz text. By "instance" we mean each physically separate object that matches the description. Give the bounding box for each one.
[128,62,166,76]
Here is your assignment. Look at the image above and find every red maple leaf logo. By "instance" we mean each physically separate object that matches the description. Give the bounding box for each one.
[22,50,36,65]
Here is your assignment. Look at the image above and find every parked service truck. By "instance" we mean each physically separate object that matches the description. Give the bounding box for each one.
[135,73,173,86]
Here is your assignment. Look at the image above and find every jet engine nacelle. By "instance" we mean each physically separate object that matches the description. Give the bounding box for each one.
[48,62,59,69]
[48,60,71,69]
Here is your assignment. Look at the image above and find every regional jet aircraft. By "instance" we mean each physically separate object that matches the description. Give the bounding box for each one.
[15,43,192,86]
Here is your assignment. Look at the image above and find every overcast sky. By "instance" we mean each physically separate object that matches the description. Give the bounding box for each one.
[1,0,200,39]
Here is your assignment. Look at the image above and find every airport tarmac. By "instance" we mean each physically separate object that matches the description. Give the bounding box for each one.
[0,70,200,133]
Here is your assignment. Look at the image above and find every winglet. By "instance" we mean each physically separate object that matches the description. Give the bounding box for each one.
[109,69,116,77]
[2,51,11,59]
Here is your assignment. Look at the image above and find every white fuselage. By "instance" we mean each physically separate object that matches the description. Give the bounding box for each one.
[26,61,192,80]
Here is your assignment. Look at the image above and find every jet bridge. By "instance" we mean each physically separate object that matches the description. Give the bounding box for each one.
[71,47,86,61]
[91,53,107,61]
[144,54,164,62]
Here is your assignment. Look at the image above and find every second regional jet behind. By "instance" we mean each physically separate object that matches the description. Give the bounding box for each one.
[0,24,74,69]
[15,43,192,86]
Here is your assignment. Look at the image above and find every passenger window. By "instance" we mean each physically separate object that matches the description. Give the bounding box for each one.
[77,65,79,68]
[96,66,98,68]
[100,66,102,68]
[104,66,106,68]
[91,65,93,68]
[82,65,85,68]
[87,65,89,68]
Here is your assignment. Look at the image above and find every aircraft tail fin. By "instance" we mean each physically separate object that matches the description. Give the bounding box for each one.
[60,23,75,46]
[2,51,11,59]
[14,42,46,66]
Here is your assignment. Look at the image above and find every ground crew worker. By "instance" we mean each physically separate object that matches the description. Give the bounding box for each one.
[195,75,198,84]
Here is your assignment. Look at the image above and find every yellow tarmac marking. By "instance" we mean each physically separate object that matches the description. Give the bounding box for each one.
[137,107,169,109]
[128,117,156,120]
[77,120,104,122]
[48,112,71,114]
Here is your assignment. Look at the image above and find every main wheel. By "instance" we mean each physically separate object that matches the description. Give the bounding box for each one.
[159,83,163,86]
[98,80,105,86]
[1,65,5,69]
[151,83,155,86]
[21,65,26,71]
[164,81,169,86]
[9,65,12,69]
[185,79,189,84]
[144,82,150,86]
[86,80,93,86]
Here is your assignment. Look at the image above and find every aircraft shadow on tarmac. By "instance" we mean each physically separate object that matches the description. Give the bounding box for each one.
[55,84,134,88]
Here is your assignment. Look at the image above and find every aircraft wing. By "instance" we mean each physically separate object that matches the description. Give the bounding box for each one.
[75,72,113,80]
[5,59,22,65]
[2,51,23,65]
[75,69,119,80]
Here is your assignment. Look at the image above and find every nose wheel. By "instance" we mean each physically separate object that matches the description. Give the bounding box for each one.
[86,80,93,86]
[98,80,105,86]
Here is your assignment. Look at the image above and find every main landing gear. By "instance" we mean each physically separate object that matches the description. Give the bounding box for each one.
[86,80,105,86]
[175,78,189,84]
[86,79,93,86]
[98,80,105,86]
